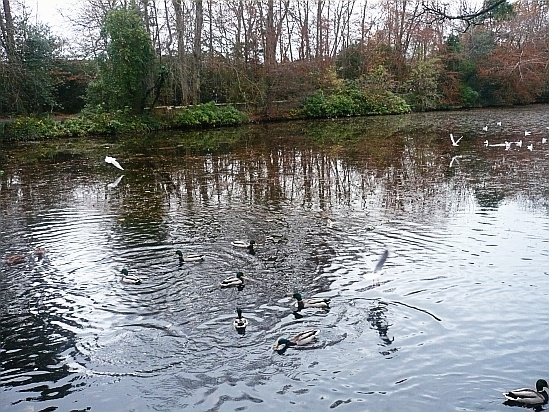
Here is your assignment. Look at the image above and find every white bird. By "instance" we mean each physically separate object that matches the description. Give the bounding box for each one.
[363,249,389,283]
[450,133,463,146]
[505,141,512,150]
[482,125,488,132]
[496,121,502,126]
[484,140,489,147]
[542,138,547,144]
[105,156,124,170]
[107,175,124,188]
[514,140,522,148]
[449,155,462,167]
[524,130,531,136]
[527,143,533,151]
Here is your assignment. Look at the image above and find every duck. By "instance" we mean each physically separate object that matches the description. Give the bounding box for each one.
[292,292,330,311]
[120,268,141,284]
[34,247,46,259]
[233,308,248,333]
[274,329,320,354]
[503,379,549,406]
[231,240,255,254]
[4,254,26,266]
[220,271,246,288]
[175,250,204,264]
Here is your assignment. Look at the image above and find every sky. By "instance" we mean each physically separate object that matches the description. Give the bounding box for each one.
[29,0,79,36]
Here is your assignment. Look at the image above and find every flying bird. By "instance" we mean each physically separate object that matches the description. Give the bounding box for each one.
[496,121,502,126]
[514,140,522,148]
[527,143,533,151]
[105,156,124,170]
[482,125,488,132]
[542,137,547,144]
[524,130,531,136]
[450,133,463,146]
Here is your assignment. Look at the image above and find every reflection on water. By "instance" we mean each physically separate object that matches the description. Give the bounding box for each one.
[1,105,548,411]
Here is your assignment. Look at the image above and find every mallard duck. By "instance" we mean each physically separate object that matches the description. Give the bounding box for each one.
[292,292,330,311]
[233,308,248,333]
[120,268,141,284]
[220,272,246,288]
[5,254,26,266]
[274,329,320,354]
[503,379,549,406]
[231,240,255,254]
[34,247,46,259]
[175,250,204,264]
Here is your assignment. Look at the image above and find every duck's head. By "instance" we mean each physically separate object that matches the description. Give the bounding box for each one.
[536,379,549,392]
[121,268,129,276]
[175,250,183,257]
[292,292,303,301]
[274,338,290,351]
[236,307,243,318]
[236,272,245,279]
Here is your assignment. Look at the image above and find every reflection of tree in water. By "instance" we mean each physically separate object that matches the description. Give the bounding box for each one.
[366,300,397,357]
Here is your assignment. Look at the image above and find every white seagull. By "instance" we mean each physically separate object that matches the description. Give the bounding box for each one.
[542,137,547,144]
[524,130,531,136]
[363,249,389,284]
[484,140,489,147]
[107,175,124,188]
[514,140,522,148]
[527,143,533,151]
[449,155,462,167]
[450,133,463,146]
[496,121,502,126]
[482,125,488,132]
[105,156,124,170]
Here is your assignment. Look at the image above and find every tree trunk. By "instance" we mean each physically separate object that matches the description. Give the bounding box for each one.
[192,0,203,104]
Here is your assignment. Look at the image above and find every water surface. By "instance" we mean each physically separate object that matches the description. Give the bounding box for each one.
[1,105,548,411]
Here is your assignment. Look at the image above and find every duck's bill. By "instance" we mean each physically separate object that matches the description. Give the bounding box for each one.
[273,344,280,350]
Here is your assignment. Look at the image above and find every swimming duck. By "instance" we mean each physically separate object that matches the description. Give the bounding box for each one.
[231,240,255,254]
[34,247,46,259]
[220,271,246,288]
[175,250,204,264]
[274,329,320,354]
[4,254,26,266]
[233,308,248,333]
[292,292,330,311]
[503,379,549,406]
[120,268,141,284]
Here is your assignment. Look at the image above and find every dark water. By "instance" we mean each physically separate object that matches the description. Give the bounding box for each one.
[1,106,548,411]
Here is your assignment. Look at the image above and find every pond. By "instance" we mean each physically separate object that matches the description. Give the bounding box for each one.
[1,105,548,411]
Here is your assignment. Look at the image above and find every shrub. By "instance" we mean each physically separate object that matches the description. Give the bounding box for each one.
[171,102,248,128]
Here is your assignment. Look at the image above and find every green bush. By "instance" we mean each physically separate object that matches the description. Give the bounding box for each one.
[171,102,248,128]
[1,116,64,141]
[303,83,410,118]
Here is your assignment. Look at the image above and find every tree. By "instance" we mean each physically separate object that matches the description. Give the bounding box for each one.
[86,5,156,113]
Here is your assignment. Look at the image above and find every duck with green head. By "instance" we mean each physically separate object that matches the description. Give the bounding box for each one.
[231,240,255,254]
[292,292,330,311]
[274,329,320,354]
[220,272,246,288]
[175,250,204,264]
[503,379,549,406]
[233,308,248,334]
[120,268,141,284]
